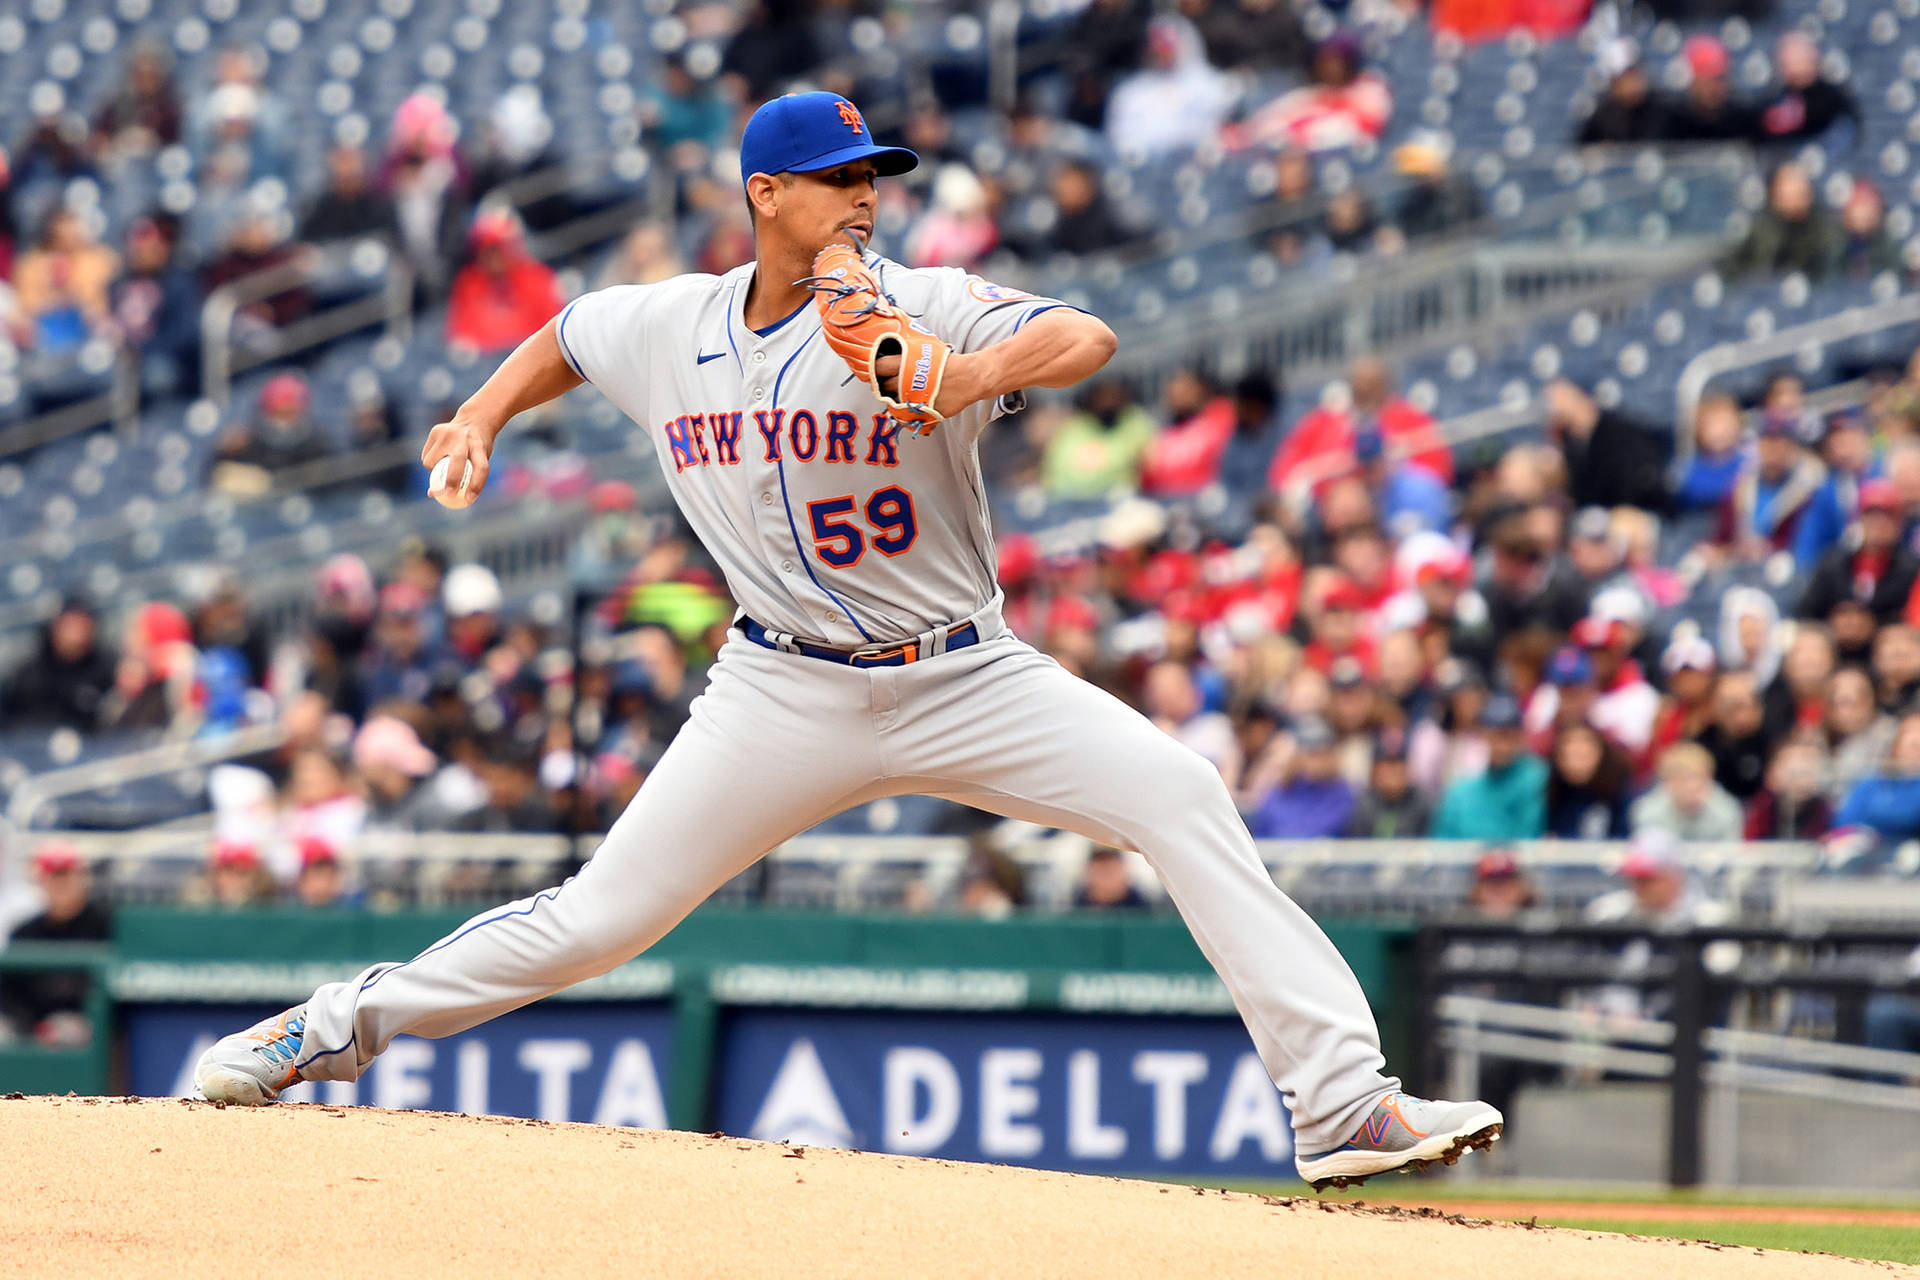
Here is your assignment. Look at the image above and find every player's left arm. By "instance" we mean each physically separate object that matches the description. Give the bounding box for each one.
[934,309,1118,416]
[876,309,1117,419]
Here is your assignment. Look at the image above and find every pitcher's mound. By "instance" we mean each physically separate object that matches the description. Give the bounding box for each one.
[0,1096,1900,1278]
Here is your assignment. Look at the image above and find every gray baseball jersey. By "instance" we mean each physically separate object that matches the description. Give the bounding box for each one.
[553,254,1063,645]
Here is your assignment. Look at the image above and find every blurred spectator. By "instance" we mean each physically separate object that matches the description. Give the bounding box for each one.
[1662,36,1757,143]
[294,840,347,908]
[380,92,471,297]
[1572,616,1659,758]
[1346,728,1429,837]
[13,207,118,353]
[1231,32,1391,154]
[100,601,197,731]
[1,599,114,730]
[1794,410,1880,567]
[1745,737,1833,839]
[1038,159,1137,258]
[1676,393,1746,512]
[300,145,399,245]
[720,1,822,105]
[1586,830,1734,927]
[1836,180,1900,280]
[1467,847,1538,919]
[1249,716,1355,837]
[203,206,313,338]
[1269,356,1451,502]
[203,839,276,907]
[1105,16,1236,158]
[1144,659,1242,787]
[1631,742,1743,840]
[1562,507,1625,606]
[1320,190,1380,255]
[1431,695,1547,840]
[1259,147,1324,268]
[470,86,562,211]
[1217,373,1285,496]
[1726,162,1843,280]
[1183,0,1308,73]
[1652,636,1720,763]
[597,221,687,289]
[1577,40,1668,145]
[1875,623,1920,711]
[1799,480,1918,625]
[1410,660,1491,802]
[360,585,440,707]
[1755,31,1859,151]
[14,100,95,187]
[1389,135,1484,243]
[1545,722,1632,839]
[446,211,564,354]
[0,844,110,1047]
[186,46,291,186]
[1041,381,1156,499]
[641,58,732,161]
[109,213,201,398]
[1764,625,1835,744]
[211,373,328,495]
[443,563,505,663]
[905,165,998,270]
[1544,380,1669,513]
[1825,665,1895,804]
[1697,670,1772,801]
[1074,845,1149,910]
[1835,711,1920,841]
[89,41,182,161]
[1722,411,1825,557]
[1141,369,1236,497]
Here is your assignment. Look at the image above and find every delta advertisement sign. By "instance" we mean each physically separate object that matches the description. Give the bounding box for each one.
[713,1009,1292,1176]
[124,1004,1290,1176]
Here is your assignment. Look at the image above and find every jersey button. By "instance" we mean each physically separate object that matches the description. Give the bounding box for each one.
[752,351,767,364]
[753,387,766,401]
[760,492,773,506]
[825,612,841,623]
[781,560,795,573]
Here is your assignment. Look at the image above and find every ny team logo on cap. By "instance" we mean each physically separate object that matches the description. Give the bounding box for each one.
[838,101,864,134]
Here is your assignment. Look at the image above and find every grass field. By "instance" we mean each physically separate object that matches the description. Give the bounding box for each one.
[1229,1181,1920,1266]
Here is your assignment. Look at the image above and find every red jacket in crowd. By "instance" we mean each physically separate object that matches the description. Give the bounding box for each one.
[1267,397,1453,496]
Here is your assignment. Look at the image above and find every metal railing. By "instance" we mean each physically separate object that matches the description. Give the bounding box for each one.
[1674,289,1920,459]
[0,343,141,459]
[3,722,286,832]
[201,246,415,409]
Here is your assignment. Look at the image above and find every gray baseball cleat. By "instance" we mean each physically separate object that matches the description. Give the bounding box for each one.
[193,1003,308,1105]
[1295,1092,1503,1189]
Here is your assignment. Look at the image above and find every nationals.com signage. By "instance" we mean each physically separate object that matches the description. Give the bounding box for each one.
[123,1001,1289,1176]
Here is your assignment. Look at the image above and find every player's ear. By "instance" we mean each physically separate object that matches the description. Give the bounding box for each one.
[745,171,785,224]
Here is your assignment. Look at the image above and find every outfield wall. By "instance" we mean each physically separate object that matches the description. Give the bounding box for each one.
[0,907,1415,1179]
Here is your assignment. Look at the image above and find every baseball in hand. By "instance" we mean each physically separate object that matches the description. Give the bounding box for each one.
[429,456,477,508]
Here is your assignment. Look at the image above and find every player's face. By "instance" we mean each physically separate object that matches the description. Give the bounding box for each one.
[784,160,880,251]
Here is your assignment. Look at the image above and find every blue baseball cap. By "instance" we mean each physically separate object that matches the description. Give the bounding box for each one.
[739,92,918,186]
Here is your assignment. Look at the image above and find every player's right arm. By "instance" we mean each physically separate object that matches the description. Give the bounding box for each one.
[419,317,584,500]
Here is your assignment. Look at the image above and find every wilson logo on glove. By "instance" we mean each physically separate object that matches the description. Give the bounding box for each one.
[801,243,951,434]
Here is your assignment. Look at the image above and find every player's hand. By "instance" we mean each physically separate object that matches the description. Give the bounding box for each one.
[420,415,499,503]
[874,348,987,420]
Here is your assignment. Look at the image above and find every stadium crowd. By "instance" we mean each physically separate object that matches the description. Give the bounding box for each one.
[2,1,1919,972]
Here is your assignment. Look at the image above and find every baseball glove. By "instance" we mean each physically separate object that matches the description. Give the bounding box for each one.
[802,243,951,433]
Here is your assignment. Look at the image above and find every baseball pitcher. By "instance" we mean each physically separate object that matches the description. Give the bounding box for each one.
[196,92,1500,1188]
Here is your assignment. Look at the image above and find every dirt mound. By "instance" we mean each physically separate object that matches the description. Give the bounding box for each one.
[1,1097,1908,1279]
